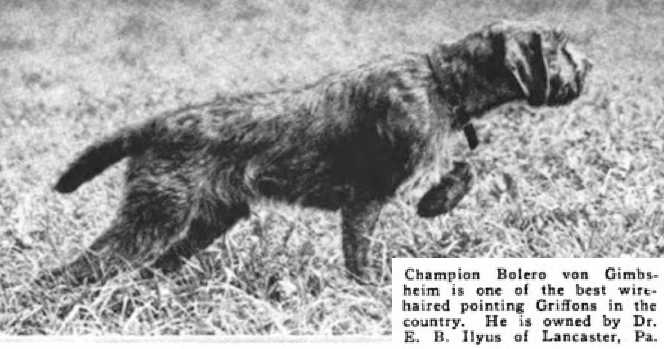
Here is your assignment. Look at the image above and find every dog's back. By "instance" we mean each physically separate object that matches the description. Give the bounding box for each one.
[57,53,446,209]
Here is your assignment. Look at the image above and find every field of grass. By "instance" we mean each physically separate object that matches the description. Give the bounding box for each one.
[1,0,663,336]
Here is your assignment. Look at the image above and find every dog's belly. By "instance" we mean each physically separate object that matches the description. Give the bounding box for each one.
[252,166,350,210]
[246,149,414,210]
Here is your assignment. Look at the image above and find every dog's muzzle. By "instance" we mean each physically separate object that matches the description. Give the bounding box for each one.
[548,42,593,105]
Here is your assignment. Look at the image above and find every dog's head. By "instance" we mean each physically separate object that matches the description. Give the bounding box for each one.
[486,20,592,106]
[432,20,592,112]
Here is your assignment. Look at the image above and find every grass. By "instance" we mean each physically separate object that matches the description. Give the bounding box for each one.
[1,0,663,336]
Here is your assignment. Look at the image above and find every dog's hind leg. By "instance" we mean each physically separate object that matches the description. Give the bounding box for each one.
[341,199,384,280]
[149,196,250,275]
[37,222,128,286]
[39,169,199,286]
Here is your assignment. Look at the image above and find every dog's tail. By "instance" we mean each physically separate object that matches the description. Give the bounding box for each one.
[54,119,158,193]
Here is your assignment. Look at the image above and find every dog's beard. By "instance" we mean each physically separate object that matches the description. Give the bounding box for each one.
[546,72,584,106]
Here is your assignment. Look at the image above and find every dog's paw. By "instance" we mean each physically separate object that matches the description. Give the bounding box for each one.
[416,162,473,218]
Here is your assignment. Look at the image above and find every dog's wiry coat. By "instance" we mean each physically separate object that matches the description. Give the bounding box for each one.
[44,21,592,285]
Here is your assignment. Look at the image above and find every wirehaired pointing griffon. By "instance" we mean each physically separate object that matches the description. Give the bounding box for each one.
[43,21,592,285]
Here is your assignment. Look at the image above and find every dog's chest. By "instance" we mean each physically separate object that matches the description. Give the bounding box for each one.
[397,117,456,202]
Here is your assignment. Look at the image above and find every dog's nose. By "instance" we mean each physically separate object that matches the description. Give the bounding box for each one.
[565,43,592,75]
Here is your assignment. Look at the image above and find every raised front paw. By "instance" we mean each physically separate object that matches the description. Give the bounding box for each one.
[417,161,473,218]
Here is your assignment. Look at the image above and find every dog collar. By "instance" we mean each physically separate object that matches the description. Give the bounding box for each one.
[463,123,479,150]
[451,106,478,150]
[426,53,479,151]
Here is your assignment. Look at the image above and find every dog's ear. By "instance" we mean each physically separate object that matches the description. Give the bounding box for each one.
[501,30,550,105]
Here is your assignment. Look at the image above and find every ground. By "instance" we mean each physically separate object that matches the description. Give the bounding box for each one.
[0,0,663,336]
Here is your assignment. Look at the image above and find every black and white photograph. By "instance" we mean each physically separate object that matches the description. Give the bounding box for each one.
[0,0,662,340]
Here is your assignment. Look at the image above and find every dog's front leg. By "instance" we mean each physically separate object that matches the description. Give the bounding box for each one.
[341,199,384,280]
[417,161,473,218]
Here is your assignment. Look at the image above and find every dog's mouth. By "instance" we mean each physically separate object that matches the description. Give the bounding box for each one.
[545,43,592,106]
[547,75,580,105]
[547,65,591,106]
[524,68,587,107]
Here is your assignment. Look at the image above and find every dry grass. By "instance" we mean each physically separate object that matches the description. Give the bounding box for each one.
[1,0,663,336]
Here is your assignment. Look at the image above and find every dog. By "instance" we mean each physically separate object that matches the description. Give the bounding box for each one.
[41,20,591,285]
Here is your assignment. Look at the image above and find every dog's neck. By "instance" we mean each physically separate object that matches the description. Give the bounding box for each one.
[426,42,522,129]
[425,52,469,130]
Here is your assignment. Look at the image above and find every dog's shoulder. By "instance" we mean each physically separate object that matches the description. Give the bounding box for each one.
[332,52,433,98]
[297,53,437,123]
